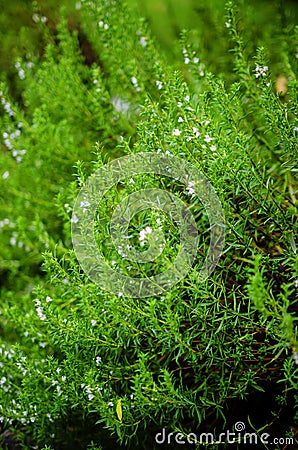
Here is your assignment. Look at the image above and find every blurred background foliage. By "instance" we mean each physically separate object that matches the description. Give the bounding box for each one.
[1,0,298,79]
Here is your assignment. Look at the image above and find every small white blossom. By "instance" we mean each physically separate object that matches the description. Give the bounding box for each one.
[46,296,52,303]
[108,401,114,407]
[139,37,147,47]
[178,117,183,123]
[57,386,62,396]
[139,226,153,246]
[225,21,231,28]
[80,200,90,211]
[71,213,79,224]
[255,64,269,79]
[18,69,25,79]
[156,80,163,90]
[204,134,213,143]
[186,181,195,196]
[192,127,200,137]
[172,128,181,136]
[2,171,9,179]
[184,57,190,64]
[91,320,97,327]
[88,394,95,401]
[10,237,16,246]
[210,145,217,151]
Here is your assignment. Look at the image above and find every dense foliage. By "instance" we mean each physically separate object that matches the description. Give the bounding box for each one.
[0,1,297,449]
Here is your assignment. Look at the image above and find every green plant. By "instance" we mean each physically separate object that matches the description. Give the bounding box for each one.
[0,1,297,449]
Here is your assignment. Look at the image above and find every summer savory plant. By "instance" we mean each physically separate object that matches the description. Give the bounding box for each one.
[0,1,297,448]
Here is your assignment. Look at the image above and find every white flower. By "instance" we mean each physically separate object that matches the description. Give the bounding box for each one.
[193,57,199,64]
[184,57,190,64]
[192,127,200,137]
[96,356,102,364]
[98,21,108,29]
[36,306,46,321]
[178,117,183,123]
[57,386,62,396]
[172,128,181,136]
[46,296,52,303]
[88,394,95,401]
[71,213,79,224]
[156,80,163,90]
[80,200,90,210]
[204,134,213,143]
[131,76,138,86]
[139,226,153,245]
[184,95,190,102]
[255,64,269,79]
[139,37,147,47]
[210,145,217,151]
[18,69,25,80]
[108,401,114,407]
[118,292,123,298]
[225,21,231,28]
[2,171,9,179]
[91,320,97,327]
[186,181,195,196]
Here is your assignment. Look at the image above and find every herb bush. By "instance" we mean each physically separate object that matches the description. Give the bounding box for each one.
[0,1,297,449]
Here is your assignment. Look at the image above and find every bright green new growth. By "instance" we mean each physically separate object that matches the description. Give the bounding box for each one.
[0,1,297,449]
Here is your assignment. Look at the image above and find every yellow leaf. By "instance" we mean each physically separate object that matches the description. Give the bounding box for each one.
[116,399,122,422]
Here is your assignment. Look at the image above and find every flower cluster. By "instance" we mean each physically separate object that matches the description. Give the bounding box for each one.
[131,76,141,92]
[182,48,204,76]
[255,64,269,78]
[139,226,153,246]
